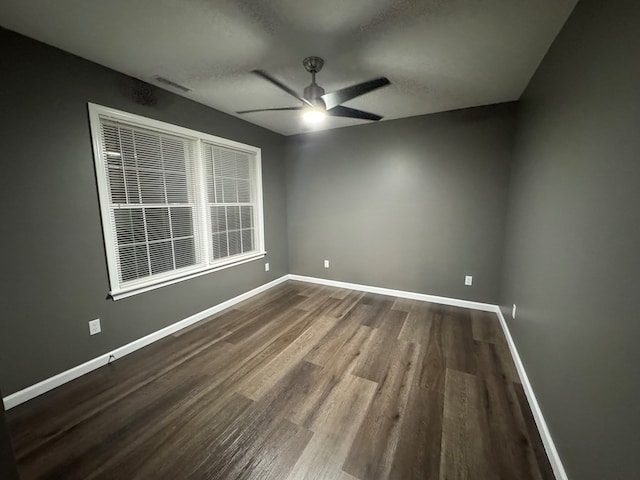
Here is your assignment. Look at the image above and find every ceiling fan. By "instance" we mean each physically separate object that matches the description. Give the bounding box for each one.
[237,56,390,123]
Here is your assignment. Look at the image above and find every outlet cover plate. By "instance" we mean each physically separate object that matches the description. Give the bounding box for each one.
[89,318,101,335]
[465,275,473,286]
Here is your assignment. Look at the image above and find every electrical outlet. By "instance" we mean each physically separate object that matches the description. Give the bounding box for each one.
[465,275,473,286]
[265,262,270,272]
[324,259,330,269]
[512,304,517,319]
[89,318,101,335]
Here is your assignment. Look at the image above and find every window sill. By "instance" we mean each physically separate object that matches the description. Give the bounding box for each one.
[109,251,267,301]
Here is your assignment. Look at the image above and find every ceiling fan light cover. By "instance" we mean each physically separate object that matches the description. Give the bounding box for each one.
[302,108,326,124]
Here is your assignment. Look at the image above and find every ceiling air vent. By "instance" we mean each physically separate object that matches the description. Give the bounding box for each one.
[153,75,191,93]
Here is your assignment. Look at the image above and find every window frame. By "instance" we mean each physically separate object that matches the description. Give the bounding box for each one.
[88,103,266,300]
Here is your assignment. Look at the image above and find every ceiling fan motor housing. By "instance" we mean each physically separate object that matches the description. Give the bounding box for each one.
[304,83,326,108]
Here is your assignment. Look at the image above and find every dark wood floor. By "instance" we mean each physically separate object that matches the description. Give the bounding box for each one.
[7,281,554,480]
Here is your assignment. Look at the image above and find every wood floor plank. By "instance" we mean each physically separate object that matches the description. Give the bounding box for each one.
[7,281,555,480]
[208,310,322,396]
[235,315,338,400]
[222,294,308,343]
[342,340,420,479]
[390,296,415,312]
[284,373,377,480]
[475,340,520,383]
[297,290,339,312]
[304,304,373,367]
[189,411,311,480]
[442,308,477,375]
[480,373,544,480]
[323,290,364,319]
[351,310,408,383]
[134,361,319,479]
[20,373,207,480]
[359,292,395,328]
[398,305,434,345]
[289,326,374,428]
[233,282,306,312]
[440,368,497,480]
[88,392,254,479]
[414,313,447,394]
[388,384,444,480]
[470,310,506,344]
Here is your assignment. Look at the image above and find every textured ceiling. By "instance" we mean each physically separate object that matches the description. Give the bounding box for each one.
[0,0,577,135]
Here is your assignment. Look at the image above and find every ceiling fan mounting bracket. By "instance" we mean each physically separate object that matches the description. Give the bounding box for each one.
[303,56,324,74]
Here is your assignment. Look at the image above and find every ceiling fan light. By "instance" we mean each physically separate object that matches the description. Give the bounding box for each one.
[302,108,326,123]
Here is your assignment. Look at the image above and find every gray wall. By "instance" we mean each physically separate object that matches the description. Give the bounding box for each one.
[286,105,516,303]
[0,28,289,396]
[499,0,640,478]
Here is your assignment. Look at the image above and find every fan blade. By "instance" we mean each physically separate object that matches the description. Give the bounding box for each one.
[327,105,383,121]
[322,77,390,110]
[237,106,303,114]
[253,70,314,108]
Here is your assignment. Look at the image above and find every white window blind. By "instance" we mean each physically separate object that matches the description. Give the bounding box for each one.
[89,104,265,300]
[204,144,256,260]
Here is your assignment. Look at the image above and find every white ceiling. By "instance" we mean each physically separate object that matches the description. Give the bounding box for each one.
[0,0,577,136]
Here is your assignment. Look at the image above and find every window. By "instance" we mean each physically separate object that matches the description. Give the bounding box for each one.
[89,104,265,300]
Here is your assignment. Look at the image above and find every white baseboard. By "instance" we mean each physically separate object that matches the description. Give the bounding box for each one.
[2,275,288,410]
[493,307,568,480]
[287,274,497,312]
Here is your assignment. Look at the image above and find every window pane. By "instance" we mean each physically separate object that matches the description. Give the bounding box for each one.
[139,170,165,204]
[240,206,253,229]
[120,129,137,169]
[214,148,236,177]
[226,206,240,231]
[170,207,193,238]
[146,208,171,241]
[165,173,188,203]
[241,228,254,253]
[108,166,126,203]
[215,177,224,203]
[102,124,120,154]
[134,131,162,170]
[174,237,196,269]
[118,245,137,282]
[223,177,237,203]
[237,179,251,203]
[161,137,187,173]
[114,209,145,245]
[149,241,174,274]
[206,160,215,202]
[118,244,149,282]
[236,154,250,179]
[124,170,141,204]
[228,230,241,256]
[211,232,228,259]
[210,206,226,234]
